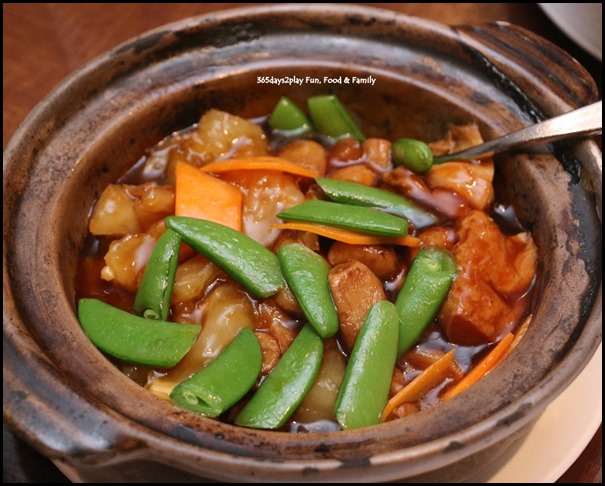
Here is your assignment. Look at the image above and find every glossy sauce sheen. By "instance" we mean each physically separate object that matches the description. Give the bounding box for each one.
[75,113,537,432]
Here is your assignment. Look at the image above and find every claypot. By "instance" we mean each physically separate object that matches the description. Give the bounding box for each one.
[3,4,601,483]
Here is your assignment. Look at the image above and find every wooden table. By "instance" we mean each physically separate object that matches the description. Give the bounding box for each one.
[3,3,601,483]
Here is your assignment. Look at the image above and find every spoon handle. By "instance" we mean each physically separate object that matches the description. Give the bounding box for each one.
[433,100,602,164]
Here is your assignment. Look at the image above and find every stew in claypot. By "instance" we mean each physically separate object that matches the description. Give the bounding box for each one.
[75,95,537,432]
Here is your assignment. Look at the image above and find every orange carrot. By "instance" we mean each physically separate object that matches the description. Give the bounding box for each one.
[272,222,421,247]
[200,156,319,178]
[381,349,456,422]
[507,314,532,356]
[442,332,515,400]
[175,160,242,231]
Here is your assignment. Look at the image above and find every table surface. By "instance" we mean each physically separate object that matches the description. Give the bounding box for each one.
[3,3,601,483]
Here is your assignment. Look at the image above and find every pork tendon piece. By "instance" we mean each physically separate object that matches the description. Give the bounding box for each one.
[425,159,495,210]
[328,261,387,353]
[439,210,537,345]
[186,109,268,165]
[327,241,400,280]
[428,123,484,156]
[90,182,175,236]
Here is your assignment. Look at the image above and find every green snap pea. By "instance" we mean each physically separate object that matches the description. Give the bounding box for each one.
[170,328,262,417]
[133,229,181,320]
[307,95,366,141]
[392,138,434,173]
[315,177,440,229]
[268,96,312,134]
[278,243,338,338]
[278,200,409,237]
[334,301,399,430]
[78,298,200,368]
[235,324,323,429]
[395,246,457,356]
[164,216,285,299]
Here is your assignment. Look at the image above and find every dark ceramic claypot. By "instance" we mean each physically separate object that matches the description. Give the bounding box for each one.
[3,4,602,482]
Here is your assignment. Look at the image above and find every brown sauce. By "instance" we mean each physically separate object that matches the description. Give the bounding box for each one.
[75,107,537,432]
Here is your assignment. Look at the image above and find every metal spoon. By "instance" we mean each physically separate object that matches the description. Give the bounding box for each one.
[432,100,602,164]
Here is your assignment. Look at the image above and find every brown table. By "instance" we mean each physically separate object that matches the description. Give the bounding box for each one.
[3,3,601,483]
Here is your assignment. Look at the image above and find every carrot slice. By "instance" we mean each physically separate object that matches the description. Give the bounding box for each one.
[381,349,455,422]
[507,314,532,356]
[175,160,242,231]
[200,156,319,178]
[442,332,515,400]
[272,222,421,247]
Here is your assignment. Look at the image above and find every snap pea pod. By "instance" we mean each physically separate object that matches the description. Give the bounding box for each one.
[164,216,285,299]
[307,95,366,141]
[334,301,399,430]
[235,324,323,429]
[133,229,181,320]
[170,328,262,417]
[392,138,434,173]
[315,177,440,229]
[278,243,338,338]
[268,96,312,134]
[396,246,457,356]
[78,298,200,368]
[278,200,409,237]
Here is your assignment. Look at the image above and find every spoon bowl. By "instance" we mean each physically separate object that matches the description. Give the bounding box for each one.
[433,100,602,163]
